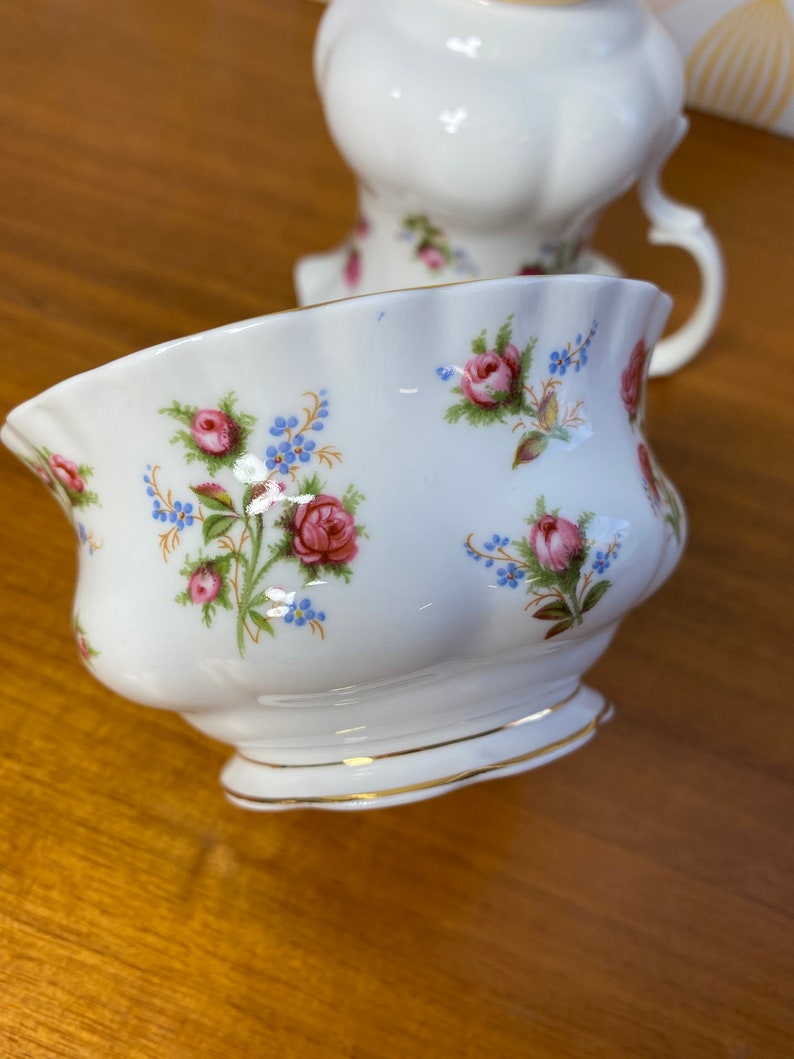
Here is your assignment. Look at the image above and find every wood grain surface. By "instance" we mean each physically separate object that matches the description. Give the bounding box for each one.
[0,3,792,1057]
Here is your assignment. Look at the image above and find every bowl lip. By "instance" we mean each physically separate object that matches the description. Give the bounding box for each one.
[2,273,671,429]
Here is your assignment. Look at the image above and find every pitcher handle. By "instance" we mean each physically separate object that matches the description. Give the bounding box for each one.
[639,116,726,377]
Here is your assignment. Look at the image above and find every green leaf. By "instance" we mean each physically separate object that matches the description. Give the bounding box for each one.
[444,403,468,424]
[342,484,366,516]
[514,536,537,568]
[494,315,514,354]
[71,489,100,509]
[520,337,537,380]
[249,611,275,635]
[514,534,569,594]
[445,400,510,428]
[160,400,197,426]
[215,585,234,612]
[577,511,594,542]
[545,618,575,639]
[178,551,200,578]
[248,590,277,610]
[533,600,573,621]
[213,553,235,577]
[303,560,354,584]
[296,471,324,498]
[582,579,611,613]
[268,532,295,562]
[513,431,549,467]
[665,510,682,544]
[471,330,488,355]
[203,513,238,543]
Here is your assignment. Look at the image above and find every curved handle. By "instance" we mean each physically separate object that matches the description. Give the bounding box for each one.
[639,116,726,377]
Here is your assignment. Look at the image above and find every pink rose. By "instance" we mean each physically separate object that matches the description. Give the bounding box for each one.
[500,342,521,374]
[418,245,446,271]
[76,634,91,661]
[529,515,584,573]
[461,344,521,408]
[190,409,241,457]
[344,248,361,288]
[292,494,358,565]
[188,564,223,605]
[638,443,661,503]
[355,214,370,238]
[621,338,648,421]
[49,453,85,494]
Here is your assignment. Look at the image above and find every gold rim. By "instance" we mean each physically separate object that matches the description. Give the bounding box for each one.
[236,686,582,770]
[224,696,611,806]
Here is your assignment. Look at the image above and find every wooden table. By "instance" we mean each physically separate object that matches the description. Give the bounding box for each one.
[1,3,792,1057]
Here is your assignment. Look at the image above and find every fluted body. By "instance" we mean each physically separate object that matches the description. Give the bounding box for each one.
[2,276,685,808]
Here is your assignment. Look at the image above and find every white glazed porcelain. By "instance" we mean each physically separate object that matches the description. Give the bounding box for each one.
[2,276,685,809]
[296,0,725,377]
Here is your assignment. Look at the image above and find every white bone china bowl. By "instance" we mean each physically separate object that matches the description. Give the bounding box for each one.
[1,276,685,809]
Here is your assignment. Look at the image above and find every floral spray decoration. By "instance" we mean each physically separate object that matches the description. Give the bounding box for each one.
[465,496,622,639]
[620,337,684,543]
[343,214,370,289]
[25,446,102,554]
[400,214,478,277]
[145,390,365,656]
[437,313,597,468]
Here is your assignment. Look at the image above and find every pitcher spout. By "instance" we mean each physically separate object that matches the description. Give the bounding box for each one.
[1,416,103,539]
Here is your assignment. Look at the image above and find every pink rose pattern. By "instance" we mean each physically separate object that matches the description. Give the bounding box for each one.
[342,214,369,289]
[635,434,684,543]
[418,245,446,271]
[620,338,648,424]
[291,495,359,566]
[464,498,619,639]
[529,515,584,574]
[188,564,223,605]
[619,340,684,543]
[459,328,684,640]
[190,409,241,457]
[49,453,85,494]
[460,343,522,410]
[637,442,662,506]
[153,390,364,655]
[26,448,98,508]
[74,613,99,668]
[24,447,101,554]
[438,314,596,466]
[344,248,361,288]
[401,214,478,278]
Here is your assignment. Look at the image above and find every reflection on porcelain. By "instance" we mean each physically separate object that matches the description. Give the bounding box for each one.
[296,0,725,377]
[2,276,685,810]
